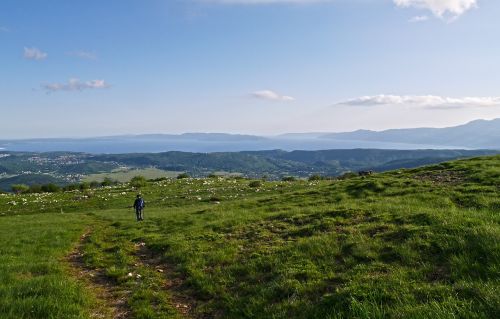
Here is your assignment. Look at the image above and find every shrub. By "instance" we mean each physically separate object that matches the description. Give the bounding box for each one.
[79,182,90,190]
[89,181,100,188]
[130,176,147,188]
[209,196,221,202]
[338,172,358,180]
[41,183,61,193]
[249,180,262,188]
[177,173,190,179]
[29,184,42,193]
[11,184,29,194]
[101,177,117,187]
[208,173,219,178]
[308,174,323,181]
[282,176,297,182]
[63,184,80,191]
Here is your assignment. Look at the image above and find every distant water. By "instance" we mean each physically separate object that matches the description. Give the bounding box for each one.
[0,138,469,154]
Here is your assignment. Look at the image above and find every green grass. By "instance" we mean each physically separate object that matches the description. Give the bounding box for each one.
[83,168,181,183]
[0,213,95,318]
[0,156,499,318]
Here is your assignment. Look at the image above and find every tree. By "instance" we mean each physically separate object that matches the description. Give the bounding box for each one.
[11,184,29,194]
[29,184,42,193]
[177,173,190,179]
[308,174,323,181]
[41,183,60,193]
[130,175,147,188]
[79,182,90,190]
[101,177,117,187]
[89,181,100,188]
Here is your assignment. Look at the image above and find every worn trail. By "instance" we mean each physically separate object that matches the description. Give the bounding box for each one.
[134,242,196,317]
[67,224,197,319]
[67,228,132,319]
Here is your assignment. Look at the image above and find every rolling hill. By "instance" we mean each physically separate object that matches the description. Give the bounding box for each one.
[0,155,498,318]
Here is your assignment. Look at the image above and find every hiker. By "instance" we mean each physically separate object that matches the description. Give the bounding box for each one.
[133,194,146,221]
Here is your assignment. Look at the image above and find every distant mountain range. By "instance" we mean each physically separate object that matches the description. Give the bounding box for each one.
[1,119,499,153]
[321,119,500,149]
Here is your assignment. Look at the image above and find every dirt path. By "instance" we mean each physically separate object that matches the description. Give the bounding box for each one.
[67,228,197,319]
[66,229,132,319]
[134,241,196,317]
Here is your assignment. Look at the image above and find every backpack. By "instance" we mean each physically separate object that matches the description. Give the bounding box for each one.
[136,198,144,209]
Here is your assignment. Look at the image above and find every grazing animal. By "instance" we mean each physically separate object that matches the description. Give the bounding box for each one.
[358,170,373,177]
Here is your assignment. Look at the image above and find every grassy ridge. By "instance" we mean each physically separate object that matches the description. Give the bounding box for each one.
[0,156,499,318]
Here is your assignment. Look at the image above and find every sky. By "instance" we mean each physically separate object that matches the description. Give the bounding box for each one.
[1,0,500,138]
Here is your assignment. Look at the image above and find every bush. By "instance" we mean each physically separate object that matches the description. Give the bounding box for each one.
[209,196,221,202]
[282,176,297,182]
[41,183,61,193]
[130,176,147,188]
[249,180,262,188]
[101,177,118,187]
[89,181,100,188]
[11,184,29,194]
[79,182,90,190]
[208,173,219,178]
[308,174,323,181]
[29,184,42,193]
[63,184,81,191]
[338,172,358,180]
[177,173,190,179]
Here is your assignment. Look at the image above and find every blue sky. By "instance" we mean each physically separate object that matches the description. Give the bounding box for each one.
[1,0,500,138]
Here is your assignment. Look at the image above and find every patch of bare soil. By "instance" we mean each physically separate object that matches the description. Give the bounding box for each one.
[413,170,466,185]
[134,242,196,318]
[67,229,132,319]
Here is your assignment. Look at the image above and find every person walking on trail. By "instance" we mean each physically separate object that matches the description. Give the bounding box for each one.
[133,194,146,221]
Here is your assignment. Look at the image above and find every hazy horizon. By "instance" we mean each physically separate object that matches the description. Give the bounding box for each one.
[0,117,496,140]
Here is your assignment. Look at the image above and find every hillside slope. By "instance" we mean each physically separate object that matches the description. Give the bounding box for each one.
[0,155,499,318]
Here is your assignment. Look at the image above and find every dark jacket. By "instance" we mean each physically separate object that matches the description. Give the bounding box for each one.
[133,198,145,210]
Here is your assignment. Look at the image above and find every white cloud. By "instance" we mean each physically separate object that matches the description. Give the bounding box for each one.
[24,47,48,60]
[252,90,295,101]
[42,78,110,93]
[68,50,97,60]
[394,0,478,19]
[409,15,429,22]
[336,94,500,109]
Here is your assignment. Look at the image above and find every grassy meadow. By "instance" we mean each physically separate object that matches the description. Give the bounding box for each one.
[83,168,182,183]
[0,156,499,318]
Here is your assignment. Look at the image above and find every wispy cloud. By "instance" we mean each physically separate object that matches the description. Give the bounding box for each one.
[24,47,48,60]
[394,0,478,20]
[335,94,500,109]
[68,50,97,60]
[409,15,429,22]
[252,90,295,102]
[42,78,110,93]
[0,26,9,32]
